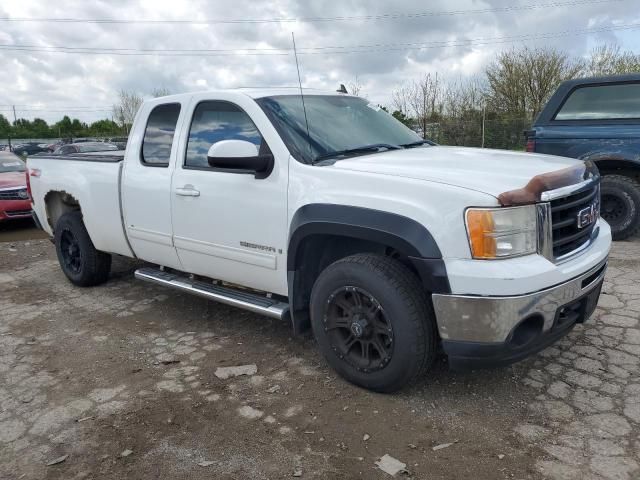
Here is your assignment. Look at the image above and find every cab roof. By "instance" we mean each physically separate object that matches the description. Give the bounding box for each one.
[149,88,350,104]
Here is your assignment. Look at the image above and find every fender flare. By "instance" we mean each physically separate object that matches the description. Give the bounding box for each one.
[580,153,640,172]
[288,204,443,269]
[286,204,450,333]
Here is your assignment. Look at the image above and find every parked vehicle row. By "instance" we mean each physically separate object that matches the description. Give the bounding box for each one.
[28,88,610,391]
[0,151,31,222]
[12,142,49,157]
[1,137,128,157]
[52,142,119,155]
[103,137,128,150]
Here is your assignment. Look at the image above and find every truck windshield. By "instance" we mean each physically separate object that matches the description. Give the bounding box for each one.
[257,95,423,164]
[0,156,26,173]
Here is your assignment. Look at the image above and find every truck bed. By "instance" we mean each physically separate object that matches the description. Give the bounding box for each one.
[28,151,133,257]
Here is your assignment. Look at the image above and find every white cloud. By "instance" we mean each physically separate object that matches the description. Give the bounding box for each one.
[0,0,638,124]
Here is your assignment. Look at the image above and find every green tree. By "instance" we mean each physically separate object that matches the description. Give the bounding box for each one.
[485,46,583,120]
[0,114,10,138]
[113,90,143,133]
[88,119,120,136]
[151,87,171,98]
[31,118,50,138]
[586,44,640,76]
[392,110,414,128]
[12,119,34,138]
[70,118,87,136]
[54,116,73,138]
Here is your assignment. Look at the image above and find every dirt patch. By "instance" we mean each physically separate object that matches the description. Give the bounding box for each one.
[0,218,49,243]
[1,239,639,479]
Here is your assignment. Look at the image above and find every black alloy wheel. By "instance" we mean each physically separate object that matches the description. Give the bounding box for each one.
[310,253,437,392]
[59,229,82,274]
[323,286,394,373]
[54,210,112,286]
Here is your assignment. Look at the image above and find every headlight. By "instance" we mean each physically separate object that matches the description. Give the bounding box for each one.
[465,205,537,259]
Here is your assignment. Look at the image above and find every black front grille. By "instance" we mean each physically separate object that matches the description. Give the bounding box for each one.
[0,188,28,200]
[550,182,599,258]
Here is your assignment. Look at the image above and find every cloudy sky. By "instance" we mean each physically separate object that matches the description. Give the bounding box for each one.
[0,0,638,124]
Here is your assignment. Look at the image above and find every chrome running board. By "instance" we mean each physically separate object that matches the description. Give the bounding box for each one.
[135,267,289,320]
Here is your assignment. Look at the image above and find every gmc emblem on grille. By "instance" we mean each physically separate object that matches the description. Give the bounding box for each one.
[577,203,598,229]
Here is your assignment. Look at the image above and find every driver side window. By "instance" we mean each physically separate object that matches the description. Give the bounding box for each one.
[185,101,263,168]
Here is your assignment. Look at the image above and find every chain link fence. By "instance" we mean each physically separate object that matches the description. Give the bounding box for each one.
[424,116,532,151]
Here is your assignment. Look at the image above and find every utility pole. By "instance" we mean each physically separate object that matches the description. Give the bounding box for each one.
[481,105,486,149]
[12,105,17,124]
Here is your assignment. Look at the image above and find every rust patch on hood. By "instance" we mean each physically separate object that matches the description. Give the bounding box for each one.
[498,161,599,206]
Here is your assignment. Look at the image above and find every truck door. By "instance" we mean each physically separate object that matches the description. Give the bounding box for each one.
[121,102,185,269]
[170,95,289,295]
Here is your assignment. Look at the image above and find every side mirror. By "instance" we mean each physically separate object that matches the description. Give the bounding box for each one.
[207,140,274,179]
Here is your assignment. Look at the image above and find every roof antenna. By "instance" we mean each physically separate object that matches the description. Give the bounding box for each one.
[291,32,313,162]
[337,84,348,94]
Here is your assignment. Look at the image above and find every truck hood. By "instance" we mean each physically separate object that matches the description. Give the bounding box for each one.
[0,171,27,189]
[329,146,583,200]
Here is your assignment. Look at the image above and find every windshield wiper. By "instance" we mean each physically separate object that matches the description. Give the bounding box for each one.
[314,143,401,162]
[399,139,435,148]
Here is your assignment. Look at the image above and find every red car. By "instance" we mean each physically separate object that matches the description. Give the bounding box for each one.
[0,152,31,221]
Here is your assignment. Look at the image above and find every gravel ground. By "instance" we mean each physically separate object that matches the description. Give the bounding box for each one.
[1,226,639,480]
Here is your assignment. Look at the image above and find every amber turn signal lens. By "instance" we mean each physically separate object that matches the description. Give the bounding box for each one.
[466,210,497,259]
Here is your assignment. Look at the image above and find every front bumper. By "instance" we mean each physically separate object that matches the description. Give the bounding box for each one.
[0,199,32,221]
[432,259,607,369]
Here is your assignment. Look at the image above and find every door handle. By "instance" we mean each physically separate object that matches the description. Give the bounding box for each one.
[175,186,200,197]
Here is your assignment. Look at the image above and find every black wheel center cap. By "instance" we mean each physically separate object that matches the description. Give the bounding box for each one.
[350,317,368,338]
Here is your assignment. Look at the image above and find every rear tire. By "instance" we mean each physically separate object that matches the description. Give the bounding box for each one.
[600,175,640,241]
[54,211,111,286]
[310,253,436,393]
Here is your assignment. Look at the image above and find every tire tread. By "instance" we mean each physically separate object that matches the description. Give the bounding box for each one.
[54,211,111,287]
[312,253,437,392]
[602,174,640,241]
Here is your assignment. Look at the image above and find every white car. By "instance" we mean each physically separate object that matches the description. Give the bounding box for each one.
[27,89,611,392]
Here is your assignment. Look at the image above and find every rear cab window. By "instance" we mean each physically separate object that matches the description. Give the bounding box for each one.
[141,103,182,166]
[554,83,640,121]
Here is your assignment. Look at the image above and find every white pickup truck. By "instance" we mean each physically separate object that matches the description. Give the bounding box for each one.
[28,89,611,392]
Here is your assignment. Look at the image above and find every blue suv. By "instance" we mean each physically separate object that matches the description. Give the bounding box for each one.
[525,74,640,240]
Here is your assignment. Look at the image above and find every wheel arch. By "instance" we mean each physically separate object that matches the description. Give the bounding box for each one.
[44,190,82,233]
[286,204,449,334]
[589,157,640,182]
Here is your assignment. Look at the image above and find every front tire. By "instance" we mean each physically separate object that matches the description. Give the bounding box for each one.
[310,254,436,393]
[600,175,640,241]
[54,211,111,286]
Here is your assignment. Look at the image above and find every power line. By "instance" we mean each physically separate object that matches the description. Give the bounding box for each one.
[0,104,112,108]
[0,108,112,113]
[0,0,623,24]
[0,108,112,111]
[302,24,640,52]
[0,22,638,57]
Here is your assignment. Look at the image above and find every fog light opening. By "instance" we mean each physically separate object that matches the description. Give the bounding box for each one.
[509,316,544,349]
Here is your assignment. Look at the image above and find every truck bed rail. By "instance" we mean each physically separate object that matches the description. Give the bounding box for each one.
[30,152,124,163]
